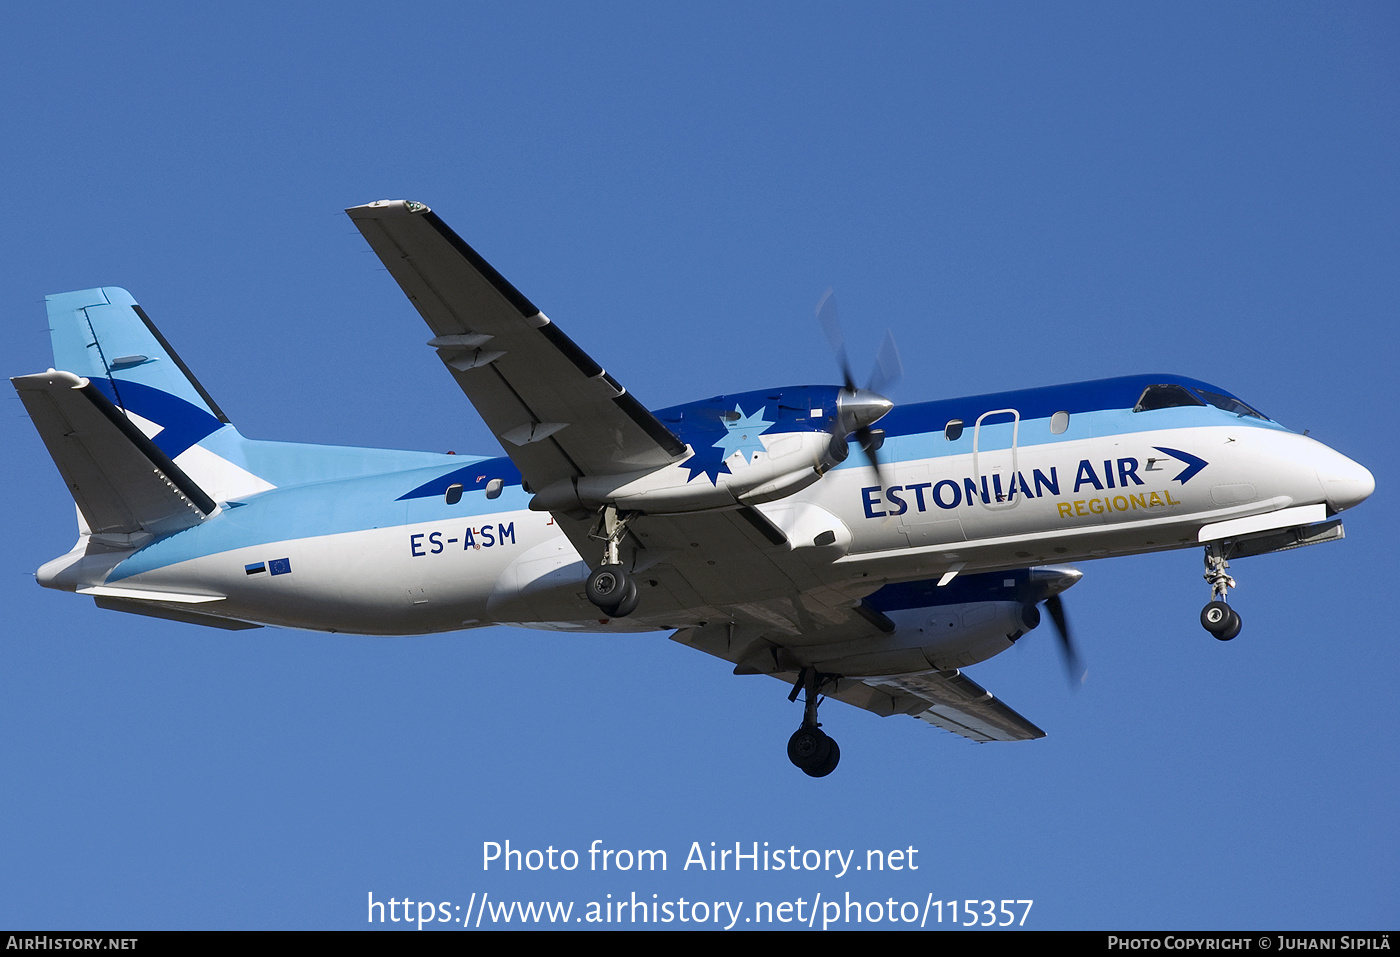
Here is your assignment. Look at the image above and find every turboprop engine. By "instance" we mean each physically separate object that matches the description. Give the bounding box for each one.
[748,567,1085,680]
[528,384,891,516]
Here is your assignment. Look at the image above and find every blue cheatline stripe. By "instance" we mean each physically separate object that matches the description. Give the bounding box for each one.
[107,460,534,581]
[398,459,523,501]
[101,371,1292,582]
[870,373,1277,438]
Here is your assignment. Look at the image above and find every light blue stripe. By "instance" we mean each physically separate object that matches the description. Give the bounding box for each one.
[108,460,530,580]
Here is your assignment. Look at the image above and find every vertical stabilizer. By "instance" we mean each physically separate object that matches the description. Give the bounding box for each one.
[44,288,276,503]
[28,287,468,518]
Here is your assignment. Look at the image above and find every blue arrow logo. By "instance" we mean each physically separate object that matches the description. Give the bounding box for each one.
[1152,447,1208,484]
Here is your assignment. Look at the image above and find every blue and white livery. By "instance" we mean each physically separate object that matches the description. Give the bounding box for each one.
[13,200,1374,777]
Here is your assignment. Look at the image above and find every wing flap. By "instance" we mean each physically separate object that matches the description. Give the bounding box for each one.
[864,671,1046,742]
[346,201,686,491]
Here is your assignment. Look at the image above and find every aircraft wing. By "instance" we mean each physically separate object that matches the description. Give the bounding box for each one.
[347,201,687,493]
[671,615,1046,744]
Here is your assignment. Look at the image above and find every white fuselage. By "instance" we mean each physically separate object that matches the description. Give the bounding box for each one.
[49,407,1370,637]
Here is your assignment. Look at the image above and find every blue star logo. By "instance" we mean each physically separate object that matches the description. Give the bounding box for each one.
[682,404,776,484]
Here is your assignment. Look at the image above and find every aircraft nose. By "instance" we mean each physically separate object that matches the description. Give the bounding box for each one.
[1316,448,1374,514]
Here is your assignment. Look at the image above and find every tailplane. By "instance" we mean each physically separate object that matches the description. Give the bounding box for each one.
[14,368,218,547]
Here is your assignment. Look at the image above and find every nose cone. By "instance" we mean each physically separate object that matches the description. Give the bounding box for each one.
[1317,449,1375,514]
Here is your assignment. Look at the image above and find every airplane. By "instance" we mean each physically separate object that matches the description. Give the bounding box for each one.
[13,199,1375,778]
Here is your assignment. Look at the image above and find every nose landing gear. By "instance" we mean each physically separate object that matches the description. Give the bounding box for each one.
[1200,543,1241,640]
[787,668,841,777]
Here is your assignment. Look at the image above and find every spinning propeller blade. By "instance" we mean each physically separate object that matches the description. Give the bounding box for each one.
[815,289,898,484]
[1044,593,1086,689]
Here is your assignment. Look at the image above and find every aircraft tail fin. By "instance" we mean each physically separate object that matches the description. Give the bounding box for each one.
[47,287,230,443]
[13,368,218,546]
[21,288,466,536]
[38,287,278,505]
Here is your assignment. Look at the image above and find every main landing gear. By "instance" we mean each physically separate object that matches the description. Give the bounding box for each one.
[787,668,841,778]
[585,506,640,618]
[1200,542,1242,641]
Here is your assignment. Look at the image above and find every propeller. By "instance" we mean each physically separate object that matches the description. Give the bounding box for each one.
[1043,593,1086,690]
[1026,567,1087,690]
[815,289,901,483]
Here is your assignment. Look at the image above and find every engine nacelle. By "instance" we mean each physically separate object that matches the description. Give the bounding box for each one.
[529,429,845,516]
[528,384,886,517]
[795,601,1041,678]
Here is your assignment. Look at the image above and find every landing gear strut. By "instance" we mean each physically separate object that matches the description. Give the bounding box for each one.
[586,506,640,617]
[1200,543,1242,641]
[787,668,841,777]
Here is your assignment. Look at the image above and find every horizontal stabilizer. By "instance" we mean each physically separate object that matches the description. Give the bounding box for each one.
[94,596,262,630]
[13,369,217,545]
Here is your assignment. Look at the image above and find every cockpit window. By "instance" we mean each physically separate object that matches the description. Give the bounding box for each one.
[1194,387,1267,420]
[1134,384,1206,412]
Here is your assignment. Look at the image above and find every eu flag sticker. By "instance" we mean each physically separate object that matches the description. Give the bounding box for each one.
[245,562,266,576]
[269,558,292,576]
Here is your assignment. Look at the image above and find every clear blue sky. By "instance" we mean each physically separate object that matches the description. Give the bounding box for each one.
[2,2,1396,930]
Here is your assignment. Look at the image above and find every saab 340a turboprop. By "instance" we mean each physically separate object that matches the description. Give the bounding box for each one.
[14,200,1374,777]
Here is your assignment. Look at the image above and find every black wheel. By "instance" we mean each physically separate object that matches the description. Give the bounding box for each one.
[803,737,841,778]
[1215,605,1242,641]
[586,564,631,611]
[787,727,832,771]
[610,578,640,618]
[1201,601,1233,636]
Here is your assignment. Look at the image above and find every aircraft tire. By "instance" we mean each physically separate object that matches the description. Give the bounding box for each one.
[586,564,632,612]
[1200,601,1240,639]
[787,727,832,771]
[610,578,640,618]
[804,737,840,778]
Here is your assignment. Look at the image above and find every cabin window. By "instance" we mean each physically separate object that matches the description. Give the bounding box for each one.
[485,478,504,499]
[944,419,964,441]
[1134,384,1205,412]
[1050,411,1070,434]
[445,483,464,505]
[1194,387,1267,420]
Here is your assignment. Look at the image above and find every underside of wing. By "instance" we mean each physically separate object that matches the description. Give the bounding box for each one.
[671,606,1045,745]
[550,500,861,609]
[347,201,687,495]
[837,670,1045,742]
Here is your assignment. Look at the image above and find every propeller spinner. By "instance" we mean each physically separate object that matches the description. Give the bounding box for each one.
[815,289,901,483]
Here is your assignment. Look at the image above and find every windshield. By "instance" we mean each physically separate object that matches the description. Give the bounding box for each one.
[1134,384,1205,412]
[1193,387,1267,420]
